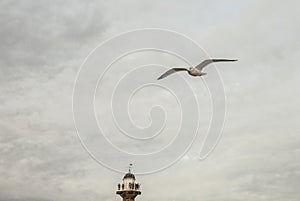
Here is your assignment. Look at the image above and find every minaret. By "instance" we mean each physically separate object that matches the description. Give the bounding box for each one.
[116,164,141,201]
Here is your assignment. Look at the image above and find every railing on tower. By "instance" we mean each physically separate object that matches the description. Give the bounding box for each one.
[117,182,141,191]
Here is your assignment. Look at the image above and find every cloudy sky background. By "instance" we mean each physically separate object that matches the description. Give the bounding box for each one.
[0,0,299,201]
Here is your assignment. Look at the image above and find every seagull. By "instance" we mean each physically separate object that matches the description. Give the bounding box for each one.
[157,59,237,80]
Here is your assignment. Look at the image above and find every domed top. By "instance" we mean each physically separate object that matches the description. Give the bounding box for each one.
[123,172,135,180]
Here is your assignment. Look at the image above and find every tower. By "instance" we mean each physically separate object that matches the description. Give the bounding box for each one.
[116,164,141,201]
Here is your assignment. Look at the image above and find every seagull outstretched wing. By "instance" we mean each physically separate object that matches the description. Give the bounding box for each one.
[157,68,188,80]
[195,59,237,71]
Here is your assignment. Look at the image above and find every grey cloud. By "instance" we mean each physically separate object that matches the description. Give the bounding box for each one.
[0,0,106,69]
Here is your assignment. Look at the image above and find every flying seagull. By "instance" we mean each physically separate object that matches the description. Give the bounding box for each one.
[157,59,237,80]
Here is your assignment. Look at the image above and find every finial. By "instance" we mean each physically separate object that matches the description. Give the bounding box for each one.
[128,163,133,173]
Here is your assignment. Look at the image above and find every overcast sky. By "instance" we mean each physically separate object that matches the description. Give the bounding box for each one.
[0,0,299,201]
